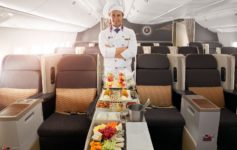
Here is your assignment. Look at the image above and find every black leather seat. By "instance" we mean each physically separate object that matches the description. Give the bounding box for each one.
[0,55,42,108]
[206,41,222,54]
[38,54,98,150]
[136,54,185,150]
[159,42,173,46]
[185,54,237,150]
[0,55,55,119]
[178,46,198,55]
[189,42,204,54]
[221,47,237,54]
[145,108,185,127]
[151,46,170,54]
[137,46,143,54]
[140,42,154,46]
[38,113,90,150]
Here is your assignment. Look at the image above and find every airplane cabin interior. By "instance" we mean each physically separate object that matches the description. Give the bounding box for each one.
[0,0,237,150]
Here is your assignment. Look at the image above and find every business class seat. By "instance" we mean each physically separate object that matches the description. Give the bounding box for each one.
[151,46,170,54]
[185,54,237,150]
[221,47,237,54]
[159,42,173,46]
[189,42,204,54]
[136,54,185,150]
[178,46,198,55]
[140,42,154,46]
[206,41,223,54]
[0,55,42,110]
[137,46,144,54]
[38,55,98,150]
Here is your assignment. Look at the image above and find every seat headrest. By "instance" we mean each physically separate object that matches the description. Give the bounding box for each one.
[189,42,202,47]
[186,54,217,69]
[2,55,41,71]
[151,46,170,54]
[159,42,173,46]
[178,46,198,55]
[140,43,154,46]
[207,42,222,48]
[221,47,237,54]
[58,55,96,71]
[137,54,169,69]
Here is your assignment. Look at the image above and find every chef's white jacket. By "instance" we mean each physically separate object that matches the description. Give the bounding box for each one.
[99,26,137,74]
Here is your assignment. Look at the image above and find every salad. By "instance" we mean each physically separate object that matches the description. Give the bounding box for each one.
[90,122,125,150]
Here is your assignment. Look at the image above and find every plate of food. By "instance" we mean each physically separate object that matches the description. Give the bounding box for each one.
[100,89,131,102]
[96,101,110,109]
[89,121,126,150]
[104,72,127,89]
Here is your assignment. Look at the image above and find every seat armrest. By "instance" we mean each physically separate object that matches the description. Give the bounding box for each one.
[29,92,55,102]
[224,90,237,113]
[29,92,56,120]
[87,94,100,120]
[173,89,196,111]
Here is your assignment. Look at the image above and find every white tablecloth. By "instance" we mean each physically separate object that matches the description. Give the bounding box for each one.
[126,122,154,150]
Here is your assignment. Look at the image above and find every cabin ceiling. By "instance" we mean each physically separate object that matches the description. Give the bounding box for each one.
[0,0,236,32]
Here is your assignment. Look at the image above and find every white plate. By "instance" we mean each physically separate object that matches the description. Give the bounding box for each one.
[99,90,132,102]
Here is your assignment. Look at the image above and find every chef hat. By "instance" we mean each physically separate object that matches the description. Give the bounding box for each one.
[103,2,124,18]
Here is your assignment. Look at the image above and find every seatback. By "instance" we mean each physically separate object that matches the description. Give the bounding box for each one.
[159,42,173,46]
[136,54,173,107]
[0,55,41,108]
[55,55,97,113]
[186,54,224,107]
[151,46,170,54]
[189,42,204,54]
[178,46,198,55]
[206,42,222,54]
[137,46,144,54]
[140,43,154,46]
[221,47,237,54]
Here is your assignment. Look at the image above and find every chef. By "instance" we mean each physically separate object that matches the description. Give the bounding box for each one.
[99,2,137,76]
